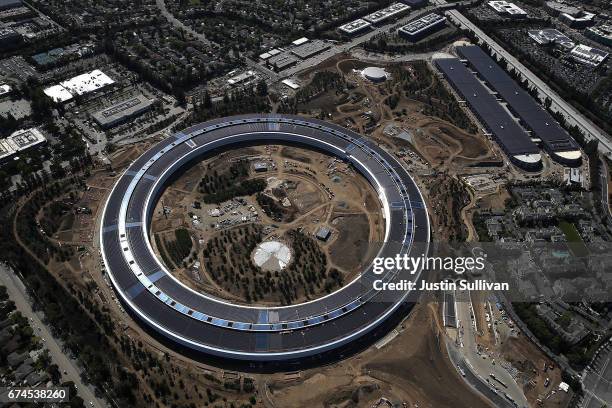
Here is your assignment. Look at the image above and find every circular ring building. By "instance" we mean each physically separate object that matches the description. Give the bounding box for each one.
[100,114,430,361]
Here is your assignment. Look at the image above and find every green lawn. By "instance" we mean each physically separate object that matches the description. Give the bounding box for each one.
[559,221,588,257]
[559,221,581,242]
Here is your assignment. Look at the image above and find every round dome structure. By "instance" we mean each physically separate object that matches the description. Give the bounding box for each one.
[361,66,388,83]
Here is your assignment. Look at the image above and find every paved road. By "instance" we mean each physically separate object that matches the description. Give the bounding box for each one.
[263,0,479,80]
[446,343,513,408]
[245,57,280,82]
[445,9,612,158]
[155,0,213,46]
[21,0,64,30]
[0,264,107,408]
[453,289,528,407]
[152,0,440,84]
[153,0,471,87]
[601,159,612,222]
[156,0,277,85]
[582,338,612,407]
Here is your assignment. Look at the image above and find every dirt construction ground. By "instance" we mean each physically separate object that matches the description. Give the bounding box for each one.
[35,53,574,408]
[150,144,384,306]
[501,335,571,407]
[265,300,492,408]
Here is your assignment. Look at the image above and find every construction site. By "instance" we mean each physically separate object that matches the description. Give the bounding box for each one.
[3,46,577,408]
[149,144,385,306]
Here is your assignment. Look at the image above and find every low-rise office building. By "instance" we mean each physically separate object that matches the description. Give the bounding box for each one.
[398,13,447,42]
[364,3,411,25]
[0,128,46,162]
[92,94,155,129]
[338,19,372,36]
[586,25,612,47]
[487,1,527,18]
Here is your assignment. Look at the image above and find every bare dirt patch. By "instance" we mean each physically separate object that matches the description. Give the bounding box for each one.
[330,213,378,273]
[501,335,571,407]
[267,302,492,408]
[280,146,313,163]
[151,144,384,306]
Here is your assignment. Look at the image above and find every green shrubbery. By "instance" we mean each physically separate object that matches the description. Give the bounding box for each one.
[164,228,193,267]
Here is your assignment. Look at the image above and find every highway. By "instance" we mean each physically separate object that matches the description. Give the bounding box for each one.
[262,0,479,80]
[0,264,107,408]
[350,48,438,63]
[154,0,464,92]
[445,9,612,158]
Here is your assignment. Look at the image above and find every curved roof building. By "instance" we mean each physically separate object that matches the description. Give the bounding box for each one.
[362,66,388,82]
[456,46,582,168]
[100,114,430,361]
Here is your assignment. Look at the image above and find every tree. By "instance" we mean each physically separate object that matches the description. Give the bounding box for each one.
[30,87,53,122]
[175,87,186,106]
[256,79,268,96]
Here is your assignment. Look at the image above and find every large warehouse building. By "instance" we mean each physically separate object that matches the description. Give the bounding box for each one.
[456,45,582,167]
[290,40,331,59]
[266,53,299,72]
[434,57,542,171]
[100,114,430,362]
[44,69,115,103]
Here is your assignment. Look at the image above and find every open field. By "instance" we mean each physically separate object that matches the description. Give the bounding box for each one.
[559,220,589,257]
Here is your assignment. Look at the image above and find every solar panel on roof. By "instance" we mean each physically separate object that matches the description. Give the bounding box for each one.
[456,46,579,154]
[435,58,539,156]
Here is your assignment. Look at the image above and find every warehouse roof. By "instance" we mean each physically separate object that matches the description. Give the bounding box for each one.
[435,58,539,157]
[44,69,115,102]
[456,46,580,154]
[290,40,330,59]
